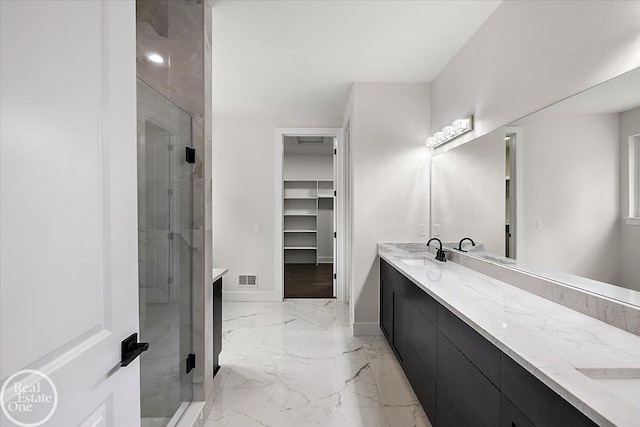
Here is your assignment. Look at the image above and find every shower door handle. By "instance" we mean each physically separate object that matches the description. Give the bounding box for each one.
[120,333,149,367]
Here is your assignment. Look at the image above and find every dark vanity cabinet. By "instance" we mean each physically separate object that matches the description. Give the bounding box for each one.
[379,259,597,427]
[213,277,222,377]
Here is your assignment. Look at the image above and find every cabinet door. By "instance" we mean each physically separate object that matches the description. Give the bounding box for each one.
[381,259,406,293]
[406,300,436,374]
[437,385,467,427]
[406,340,437,424]
[438,304,501,388]
[502,355,597,427]
[392,289,406,362]
[406,279,437,324]
[501,395,534,427]
[437,331,500,427]
[380,276,393,342]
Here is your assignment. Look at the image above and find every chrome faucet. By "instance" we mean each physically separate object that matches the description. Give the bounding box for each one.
[427,238,447,262]
[457,237,476,252]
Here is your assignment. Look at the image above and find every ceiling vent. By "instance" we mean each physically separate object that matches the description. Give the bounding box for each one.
[296,136,324,145]
[238,274,258,287]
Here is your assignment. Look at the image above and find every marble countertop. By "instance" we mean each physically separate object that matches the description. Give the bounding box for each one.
[378,243,640,427]
[212,268,228,283]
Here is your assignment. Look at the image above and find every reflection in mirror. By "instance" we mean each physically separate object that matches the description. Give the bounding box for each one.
[431,67,640,301]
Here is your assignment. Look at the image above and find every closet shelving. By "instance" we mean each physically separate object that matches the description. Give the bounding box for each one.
[283,179,334,264]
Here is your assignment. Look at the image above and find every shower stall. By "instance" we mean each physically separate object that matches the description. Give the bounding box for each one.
[137,79,194,426]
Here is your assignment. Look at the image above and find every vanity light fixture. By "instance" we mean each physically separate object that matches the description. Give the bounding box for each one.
[426,116,473,148]
[147,53,164,64]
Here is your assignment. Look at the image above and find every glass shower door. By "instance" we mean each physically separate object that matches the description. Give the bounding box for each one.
[137,79,193,426]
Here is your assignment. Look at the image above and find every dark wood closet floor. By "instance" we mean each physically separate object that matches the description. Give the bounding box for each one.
[284,263,333,298]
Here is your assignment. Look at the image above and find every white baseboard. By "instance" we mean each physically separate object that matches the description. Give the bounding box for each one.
[223,291,280,302]
[353,322,383,336]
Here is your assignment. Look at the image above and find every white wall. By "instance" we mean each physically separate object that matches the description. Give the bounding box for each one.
[431,130,505,255]
[283,153,332,180]
[347,82,431,335]
[620,107,640,291]
[515,113,621,284]
[213,114,342,300]
[431,0,640,144]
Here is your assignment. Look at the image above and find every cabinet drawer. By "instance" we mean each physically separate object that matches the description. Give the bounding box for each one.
[437,331,500,427]
[502,355,597,427]
[438,304,501,387]
[380,258,406,294]
[437,385,466,427]
[501,395,534,427]
[406,340,437,424]
[406,300,436,374]
[406,279,437,325]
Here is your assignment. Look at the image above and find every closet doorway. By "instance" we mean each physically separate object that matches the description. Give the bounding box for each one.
[275,128,348,301]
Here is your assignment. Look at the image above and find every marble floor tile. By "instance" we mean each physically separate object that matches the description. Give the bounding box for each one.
[205,407,392,427]
[207,299,432,426]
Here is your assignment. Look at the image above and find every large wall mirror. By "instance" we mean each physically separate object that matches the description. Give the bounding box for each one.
[431,66,640,306]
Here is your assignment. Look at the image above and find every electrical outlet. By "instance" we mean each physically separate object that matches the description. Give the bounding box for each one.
[432,224,441,236]
[254,223,261,232]
[536,220,543,230]
[419,224,427,236]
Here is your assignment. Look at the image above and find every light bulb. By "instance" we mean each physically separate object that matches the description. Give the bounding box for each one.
[148,53,164,64]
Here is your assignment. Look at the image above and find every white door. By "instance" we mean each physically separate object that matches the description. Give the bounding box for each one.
[1,1,140,426]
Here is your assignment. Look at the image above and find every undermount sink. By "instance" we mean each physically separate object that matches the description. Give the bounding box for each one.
[399,258,434,266]
[576,368,640,410]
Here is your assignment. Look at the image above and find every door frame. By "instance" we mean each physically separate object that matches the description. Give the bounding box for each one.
[505,126,524,260]
[275,127,349,302]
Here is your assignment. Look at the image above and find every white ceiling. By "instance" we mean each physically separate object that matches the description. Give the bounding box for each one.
[212,0,501,115]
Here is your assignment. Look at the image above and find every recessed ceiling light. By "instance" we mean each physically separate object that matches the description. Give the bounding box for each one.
[148,53,164,64]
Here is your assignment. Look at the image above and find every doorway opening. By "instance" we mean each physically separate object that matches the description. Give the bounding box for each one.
[275,128,349,302]
[504,127,523,260]
[282,136,335,298]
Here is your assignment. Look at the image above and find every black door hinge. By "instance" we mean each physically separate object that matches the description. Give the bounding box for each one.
[334,273,336,280]
[186,353,196,373]
[333,148,337,155]
[185,147,196,164]
[334,232,336,238]
[334,190,336,197]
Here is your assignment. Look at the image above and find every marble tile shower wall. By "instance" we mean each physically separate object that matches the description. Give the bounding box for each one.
[137,0,205,127]
[136,0,214,409]
[421,245,640,336]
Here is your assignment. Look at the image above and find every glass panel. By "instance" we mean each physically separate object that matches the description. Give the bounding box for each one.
[137,79,193,426]
[635,137,640,217]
